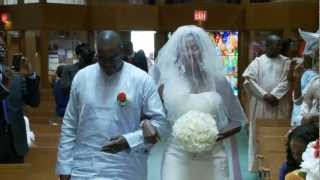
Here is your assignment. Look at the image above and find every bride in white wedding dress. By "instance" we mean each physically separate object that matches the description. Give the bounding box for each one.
[151,25,248,180]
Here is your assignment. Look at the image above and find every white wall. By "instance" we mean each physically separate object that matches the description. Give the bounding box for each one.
[131,31,156,59]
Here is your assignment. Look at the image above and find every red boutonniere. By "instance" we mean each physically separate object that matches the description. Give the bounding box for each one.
[117,91,128,106]
[313,139,320,158]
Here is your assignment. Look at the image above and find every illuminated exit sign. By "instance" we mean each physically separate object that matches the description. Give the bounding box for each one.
[194,10,207,22]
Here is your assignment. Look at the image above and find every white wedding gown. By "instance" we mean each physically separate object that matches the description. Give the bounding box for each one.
[161,91,230,180]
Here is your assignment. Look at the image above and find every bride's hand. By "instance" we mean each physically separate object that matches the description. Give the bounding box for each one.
[216,121,241,142]
[216,133,224,142]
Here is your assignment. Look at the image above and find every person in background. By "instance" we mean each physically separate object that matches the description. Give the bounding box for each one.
[122,41,149,72]
[279,124,318,180]
[243,34,291,171]
[0,42,9,101]
[49,65,69,126]
[284,138,320,180]
[0,48,40,163]
[281,38,299,58]
[300,74,319,126]
[290,29,319,127]
[53,65,68,118]
[61,43,95,95]
[281,38,300,117]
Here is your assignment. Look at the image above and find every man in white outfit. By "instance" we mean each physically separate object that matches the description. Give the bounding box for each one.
[56,31,170,180]
[242,34,291,171]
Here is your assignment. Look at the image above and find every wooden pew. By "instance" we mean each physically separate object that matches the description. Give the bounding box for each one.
[257,126,290,137]
[260,136,288,180]
[255,119,291,180]
[256,119,290,155]
[0,163,31,180]
[256,119,290,127]
[256,119,290,148]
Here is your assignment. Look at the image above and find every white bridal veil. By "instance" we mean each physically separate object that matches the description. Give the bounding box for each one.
[152,25,247,127]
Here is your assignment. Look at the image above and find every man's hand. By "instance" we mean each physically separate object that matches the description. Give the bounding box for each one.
[216,121,241,142]
[59,175,71,180]
[141,120,159,144]
[263,94,279,106]
[269,99,279,106]
[101,136,129,154]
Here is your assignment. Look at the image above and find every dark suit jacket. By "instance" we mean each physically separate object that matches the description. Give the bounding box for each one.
[60,63,80,96]
[0,83,9,100]
[1,73,40,156]
[132,50,148,72]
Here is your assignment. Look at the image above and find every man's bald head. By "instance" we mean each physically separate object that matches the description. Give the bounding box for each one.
[266,34,281,44]
[97,31,122,57]
[97,31,124,76]
[265,34,282,58]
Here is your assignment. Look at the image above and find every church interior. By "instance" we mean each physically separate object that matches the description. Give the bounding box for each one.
[0,0,318,180]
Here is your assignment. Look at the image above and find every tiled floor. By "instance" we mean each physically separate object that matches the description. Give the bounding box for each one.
[147,129,258,180]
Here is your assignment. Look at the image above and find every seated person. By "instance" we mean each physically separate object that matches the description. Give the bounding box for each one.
[294,29,320,126]
[279,124,319,180]
[285,139,320,180]
[0,55,40,163]
[290,29,319,126]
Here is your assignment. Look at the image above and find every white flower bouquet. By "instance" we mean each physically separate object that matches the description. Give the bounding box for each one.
[300,139,320,180]
[172,111,219,153]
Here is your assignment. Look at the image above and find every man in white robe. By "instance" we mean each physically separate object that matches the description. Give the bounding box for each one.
[56,31,170,180]
[242,34,291,171]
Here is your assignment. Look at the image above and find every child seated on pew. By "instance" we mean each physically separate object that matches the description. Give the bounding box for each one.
[285,139,320,180]
[279,124,318,180]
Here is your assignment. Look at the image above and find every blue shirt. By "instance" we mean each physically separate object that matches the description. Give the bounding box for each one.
[279,162,289,180]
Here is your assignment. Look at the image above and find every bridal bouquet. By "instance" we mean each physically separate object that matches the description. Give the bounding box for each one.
[172,111,219,153]
[300,139,320,180]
